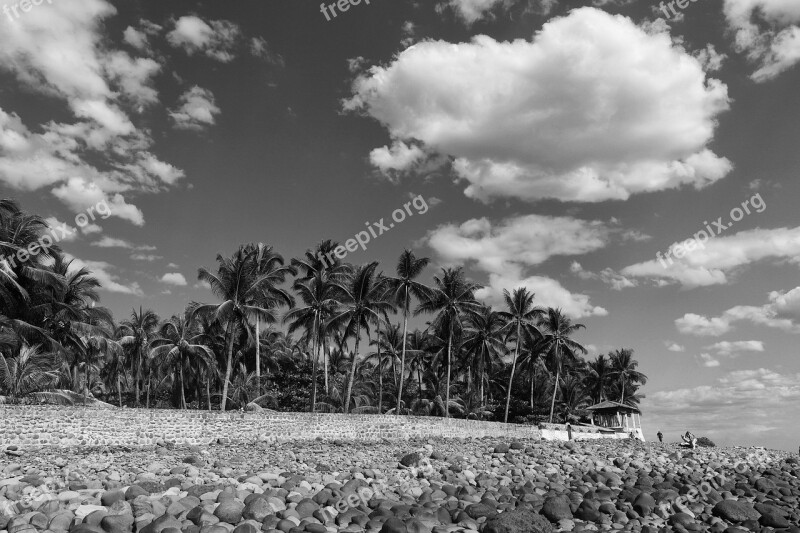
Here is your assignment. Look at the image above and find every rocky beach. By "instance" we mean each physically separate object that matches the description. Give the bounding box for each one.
[1,437,798,533]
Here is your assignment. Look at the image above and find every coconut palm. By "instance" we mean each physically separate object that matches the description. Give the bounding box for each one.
[328,262,394,413]
[118,307,160,406]
[416,268,481,418]
[381,250,431,415]
[584,354,612,404]
[196,245,294,411]
[609,348,647,404]
[498,288,543,423]
[149,312,216,409]
[461,306,506,407]
[365,322,403,413]
[539,308,587,423]
[0,344,60,400]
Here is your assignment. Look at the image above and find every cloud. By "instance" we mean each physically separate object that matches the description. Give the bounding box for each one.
[570,261,637,290]
[665,342,685,352]
[51,178,144,226]
[170,87,221,131]
[123,19,162,53]
[167,16,241,62]
[676,286,800,336]
[0,0,183,224]
[441,0,557,25]
[91,236,156,251]
[160,272,187,286]
[345,8,731,203]
[250,37,285,67]
[44,217,78,243]
[426,214,609,318]
[697,353,720,367]
[642,368,800,448]
[66,254,142,295]
[723,0,800,81]
[706,340,764,357]
[622,224,797,289]
[131,253,162,262]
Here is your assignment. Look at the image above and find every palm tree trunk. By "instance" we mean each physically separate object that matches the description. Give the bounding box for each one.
[343,316,361,414]
[117,372,122,407]
[504,322,521,423]
[549,342,560,423]
[376,321,383,414]
[530,369,535,409]
[445,328,452,419]
[135,348,141,406]
[323,338,330,393]
[417,365,423,403]
[255,319,261,397]
[180,357,186,409]
[620,379,625,404]
[397,303,409,415]
[206,375,211,411]
[220,322,235,411]
[146,369,151,408]
[310,315,320,413]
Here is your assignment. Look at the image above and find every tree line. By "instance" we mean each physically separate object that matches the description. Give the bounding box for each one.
[0,198,647,423]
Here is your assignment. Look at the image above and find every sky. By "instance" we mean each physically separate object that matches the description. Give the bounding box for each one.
[1,0,799,451]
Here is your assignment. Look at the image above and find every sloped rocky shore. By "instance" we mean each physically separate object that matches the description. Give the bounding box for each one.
[1,438,798,533]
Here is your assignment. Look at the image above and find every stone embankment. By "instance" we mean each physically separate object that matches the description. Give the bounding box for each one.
[0,407,543,447]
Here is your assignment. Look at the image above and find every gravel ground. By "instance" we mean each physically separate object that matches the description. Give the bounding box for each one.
[1,438,798,533]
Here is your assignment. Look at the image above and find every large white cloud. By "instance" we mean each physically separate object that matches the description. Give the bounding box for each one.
[622,225,800,288]
[345,7,731,203]
[0,0,183,224]
[723,0,800,81]
[426,214,609,317]
[676,286,800,336]
[167,16,241,62]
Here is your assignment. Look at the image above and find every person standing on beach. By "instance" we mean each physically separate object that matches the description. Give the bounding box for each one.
[657,431,663,443]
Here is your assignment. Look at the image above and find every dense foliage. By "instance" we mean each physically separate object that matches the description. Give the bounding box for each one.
[0,199,647,423]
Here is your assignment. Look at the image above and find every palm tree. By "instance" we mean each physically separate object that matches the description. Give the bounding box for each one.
[416,268,481,418]
[498,288,543,423]
[585,354,612,404]
[381,250,431,415]
[461,306,506,407]
[149,312,216,409]
[196,245,294,411]
[328,262,394,413]
[284,271,339,411]
[119,307,160,406]
[365,322,403,413]
[609,348,647,404]
[0,344,60,400]
[539,308,587,423]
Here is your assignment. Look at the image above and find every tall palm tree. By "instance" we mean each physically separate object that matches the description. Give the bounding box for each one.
[365,322,402,413]
[196,245,294,411]
[498,288,543,423]
[461,306,506,407]
[609,348,647,404]
[149,312,216,409]
[585,354,612,404]
[328,262,394,413]
[539,308,587,423]
[417,268,481,418]
[284,271,339,411]
[381,250,431,415]
[119,307,160,406]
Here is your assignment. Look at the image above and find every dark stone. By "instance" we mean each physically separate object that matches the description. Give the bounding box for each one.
[484,508,554,533]
[541,495,572,522]
[713,501,761,523]
[100,514,134,533]
[214,500,245,524]
[400,453,421,468]
[125,485,149,500]
[494,443,510,454]
[101,491,126,507]
[380,518,408,533]
[465,503,495,519]
[242,498,271,522]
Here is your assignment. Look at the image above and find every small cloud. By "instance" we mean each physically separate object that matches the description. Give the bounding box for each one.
[665,342,686,352]
[131,253,163,262]
[92,236,156,251]
[170,86,221,131]
[194,280,211,290]
[698,353,721,367]
[160,272,187,286]
[250,36,284,67]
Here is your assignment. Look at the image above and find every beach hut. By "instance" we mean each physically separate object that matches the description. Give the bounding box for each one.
[586,400,643,434]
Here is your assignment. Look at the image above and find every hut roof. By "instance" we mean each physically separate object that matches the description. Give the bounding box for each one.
[586,400,641,413]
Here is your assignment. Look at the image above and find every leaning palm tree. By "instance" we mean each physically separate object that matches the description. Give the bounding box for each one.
[539,308,587,423]
[196,245,294,411]
[416,267,481,418]
[498,288,543,423]
[328,262,394,413]
[0,344,60,401]
[381,250,432,415]
[609,348,647,404]
[149,312,216,409]
[118,307,160,406]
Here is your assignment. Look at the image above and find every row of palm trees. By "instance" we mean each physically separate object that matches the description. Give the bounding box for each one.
[0,198,647,422]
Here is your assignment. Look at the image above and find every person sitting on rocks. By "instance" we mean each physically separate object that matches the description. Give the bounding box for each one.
[657,430,663,443]
[680,431,697,449]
